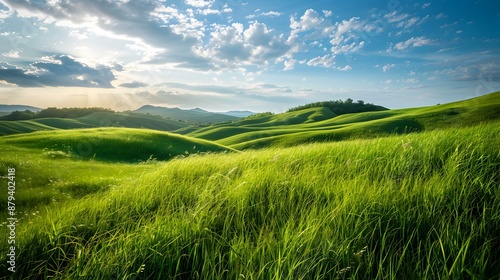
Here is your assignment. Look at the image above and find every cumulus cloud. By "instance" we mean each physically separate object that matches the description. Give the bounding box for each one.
[0,55,115,87]
[2,50,19,58]
[206,21,290,69]
[290,9,373,60]
[307,54,335,68]
[290,9,325,31]
[185,0,214,8]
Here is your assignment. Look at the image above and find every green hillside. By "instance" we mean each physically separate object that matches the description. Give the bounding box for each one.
[0,127,235,162]
[0,112,191,136]
[188,91,500,149]
[1,121,499,279]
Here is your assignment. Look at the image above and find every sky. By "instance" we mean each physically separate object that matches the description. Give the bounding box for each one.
[0,0,499,113]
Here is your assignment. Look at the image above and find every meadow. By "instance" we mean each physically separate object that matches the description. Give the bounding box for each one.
[0,119,499,279]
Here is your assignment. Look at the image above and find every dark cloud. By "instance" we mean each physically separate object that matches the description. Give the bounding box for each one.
[0,54,115,87]
[0,67,44,87]
[119,81,149,88]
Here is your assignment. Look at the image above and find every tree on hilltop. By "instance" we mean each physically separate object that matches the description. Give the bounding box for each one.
[287,98,387,115]
[1,107,115,120]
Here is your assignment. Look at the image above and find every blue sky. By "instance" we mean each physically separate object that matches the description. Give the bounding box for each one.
[0,0,498,112]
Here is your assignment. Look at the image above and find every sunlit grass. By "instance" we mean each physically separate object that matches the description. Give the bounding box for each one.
[0,122,499,279]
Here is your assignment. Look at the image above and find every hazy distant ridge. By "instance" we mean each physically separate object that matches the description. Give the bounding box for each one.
[133,105,243,124]
[0,104,42,112]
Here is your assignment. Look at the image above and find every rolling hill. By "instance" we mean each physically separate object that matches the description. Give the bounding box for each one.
[0,127,235,162]
[1,92,498,150]
[0,111,191,136]
[187,91,500,149]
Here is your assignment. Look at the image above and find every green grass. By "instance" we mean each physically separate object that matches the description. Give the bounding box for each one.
[188,91,500,149]
[0,127,234,163]
[0,112,191,136]
[1,121,499,279]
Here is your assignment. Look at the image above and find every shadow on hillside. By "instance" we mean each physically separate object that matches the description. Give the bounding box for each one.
[379,118,424,134]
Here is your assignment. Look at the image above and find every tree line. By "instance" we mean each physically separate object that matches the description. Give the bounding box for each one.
[287,98,387,115]
[0,107,114,121]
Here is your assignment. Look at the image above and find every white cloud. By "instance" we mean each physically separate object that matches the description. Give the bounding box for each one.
[290,9,325,31]
[288,9,374,67]
[419,15,430,25]
[397,17,419,29]
[331,41,364,55]
[199,8,219,15]
[284,59,296,71]
[0,8,12,21]
[393,36,433,51]
[2,50,19,58]
[307,54,335,68]
[246,11,281,20]
[422,3,431,9]
[261,11,282,17]
[329,16,375,53]
[337,17,360,33]
[436,13,446,19]
[206,21,290,69]
[338,65,352,71]
[384,11,410,23]
[402,78,419,83]
[382,63,396,72]
[185,0,214,8]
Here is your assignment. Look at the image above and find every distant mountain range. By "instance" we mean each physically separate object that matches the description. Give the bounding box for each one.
[133,105,254,124]
[221,110,255,118]
[0,104,255,124]
[0,105,42,116]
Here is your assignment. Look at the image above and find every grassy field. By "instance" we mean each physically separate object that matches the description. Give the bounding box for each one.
[1,119,499,279]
